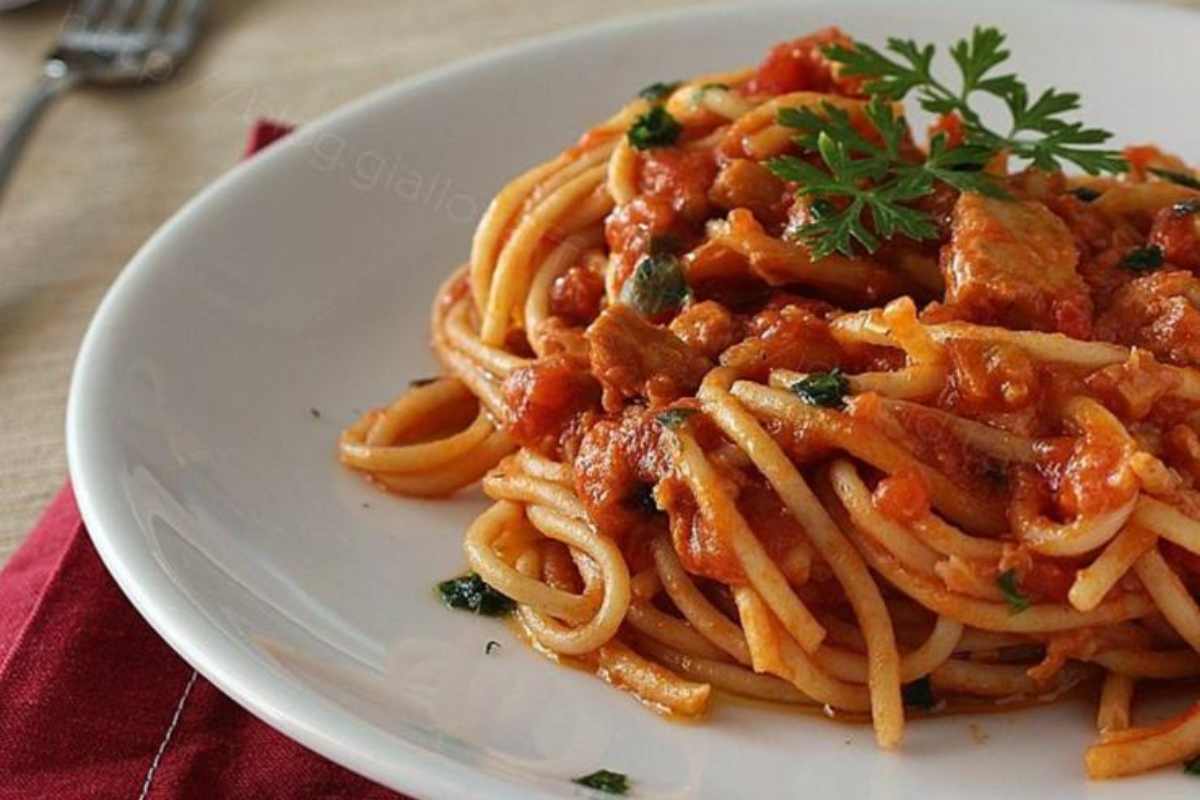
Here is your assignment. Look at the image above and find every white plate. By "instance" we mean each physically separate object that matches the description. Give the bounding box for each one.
[67,1,1200,797]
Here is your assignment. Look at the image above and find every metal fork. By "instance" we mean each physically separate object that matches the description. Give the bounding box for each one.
[0,0,208,203]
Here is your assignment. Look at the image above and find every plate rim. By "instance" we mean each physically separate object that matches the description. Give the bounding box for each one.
[63,1,1200,797]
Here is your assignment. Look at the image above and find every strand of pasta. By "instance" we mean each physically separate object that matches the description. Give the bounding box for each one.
[1086,701,1200,779]
[469,140,615,312]
[671,428,827,653]
[1097,672,1135,734]
[733,585,872,712]
[649,535,753,665]
[1069,525,1158,612]
[697,369,903,748]
[828,459,942,574]
[524,230,605,351]
[514,505,630,655]
[625,601,733,662]
[812,616,963,684]
[597,639,712,717]
[483,468,589,520]
[819,475,1158,632]
[832,312,1200,402]
[1089,648,1200,678]
[930,659,1093,698]
[464,501,596,623]
[633,635,815,705]
[736,378,1007,534]
[1133,545,1200,652]
[480,163,609,345]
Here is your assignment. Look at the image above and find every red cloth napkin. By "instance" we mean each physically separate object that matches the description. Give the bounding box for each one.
[0,123,409,800]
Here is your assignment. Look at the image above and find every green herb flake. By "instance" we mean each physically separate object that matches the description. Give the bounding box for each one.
[1120,244,1164,272]
[1184,756,1200,775]
[1150,166,1200,191]
[573,769,630,795]
[436,573,515,617]
[627,106,682,150]
[1069,186,1101,203]
[656,408,698,430]
[790,369,849,409]
[902,676,937,710]
[637,81,681,103]
[620,252,689,317]
[996,569,1031,614]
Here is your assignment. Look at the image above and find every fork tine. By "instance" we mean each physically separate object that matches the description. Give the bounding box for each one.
[172,0,208,33]
[104,0,142,28]
[70,0,111,30]
[141,0,174,31]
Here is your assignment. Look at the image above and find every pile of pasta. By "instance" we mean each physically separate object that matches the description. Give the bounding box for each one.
[340,41,1200,780]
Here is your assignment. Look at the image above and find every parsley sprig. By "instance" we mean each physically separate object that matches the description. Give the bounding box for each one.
[767,26,1127,259]
[767,99,1002,257]
[825,27,1127,175]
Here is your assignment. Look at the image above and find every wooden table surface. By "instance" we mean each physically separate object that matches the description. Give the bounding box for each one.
[0,0,1192,565]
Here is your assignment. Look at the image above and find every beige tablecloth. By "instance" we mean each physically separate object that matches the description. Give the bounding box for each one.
[0,0,1192,565]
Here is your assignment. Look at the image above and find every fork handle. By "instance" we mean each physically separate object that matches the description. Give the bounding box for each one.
[0,65,80,206]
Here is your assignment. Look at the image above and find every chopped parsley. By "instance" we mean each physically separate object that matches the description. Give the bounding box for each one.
[996,569,1031,614]
[789,369,849,409]
[1150,166,1200,191]
[1120,244,1164,272]
[1069,186,1101,203]
[309,407,321,419]
[901,676,937,710]
[656,408,698,430]
[637,80,680,103]
[627,106,682,150]
[629,482,661,515]
[1185,755,1200,775]
[647,233,682,256]
[436,573,514,616]
[573,769,630,795]
[620,252,689,317]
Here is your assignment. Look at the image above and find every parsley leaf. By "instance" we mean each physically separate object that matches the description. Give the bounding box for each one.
[772,27,1126,257]
[638,81,681,102]
[628,106,682,149]
[996,569,1030,614]
[1150,166,1200,191]
[1121,245,1164,272]
[437,573,515,617]
[656,408,698,430]
[621,252,689,316]
[574,769,630,795]
[789,369,849,409]
[1185,756,1200,775]
[902,677,937,710]
[825,26,1127,176]
[767,98,1002,258]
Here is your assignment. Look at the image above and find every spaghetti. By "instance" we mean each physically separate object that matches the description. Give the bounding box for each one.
[340,26,1200,779]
